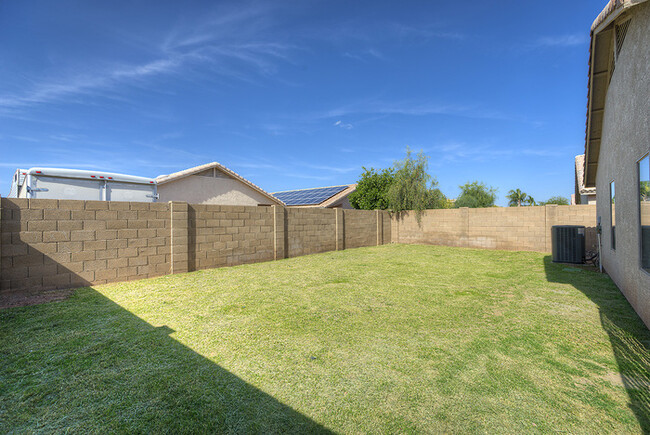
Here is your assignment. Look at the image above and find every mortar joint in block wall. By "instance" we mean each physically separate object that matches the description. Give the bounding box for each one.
[335,208,344,251]
[376,209,383,246]
[170,201,189,274]
[272,205,287,260]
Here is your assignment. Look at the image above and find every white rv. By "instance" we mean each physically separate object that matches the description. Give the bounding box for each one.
[9,168,158,202]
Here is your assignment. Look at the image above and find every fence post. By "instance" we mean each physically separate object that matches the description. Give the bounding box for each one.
[545,204,558,252]
[170,201,189,274]
[335,208,344,250]
[460,207,470,248]
[273,205,287,260]
[392,212,398,243]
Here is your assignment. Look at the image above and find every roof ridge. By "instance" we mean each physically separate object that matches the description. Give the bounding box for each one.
[156,161,285,206]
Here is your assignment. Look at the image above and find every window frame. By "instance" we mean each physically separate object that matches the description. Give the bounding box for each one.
[638,152,650,274]
[610,180,616,251]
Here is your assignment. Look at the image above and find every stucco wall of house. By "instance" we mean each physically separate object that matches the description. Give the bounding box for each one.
[596,2,650,328]
[157,175,276,206]
[579,194,597,205]
[328,195,353,209]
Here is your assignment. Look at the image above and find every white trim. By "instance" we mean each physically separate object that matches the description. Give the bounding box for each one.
[26,167,156,185]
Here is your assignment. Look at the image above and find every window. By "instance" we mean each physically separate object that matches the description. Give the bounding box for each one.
[640,155,650,271]
[610,181,616,250]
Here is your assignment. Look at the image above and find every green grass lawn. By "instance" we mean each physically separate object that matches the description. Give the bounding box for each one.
[2,244,650,433]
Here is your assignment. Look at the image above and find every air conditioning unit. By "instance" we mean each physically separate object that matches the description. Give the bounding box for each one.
[552,225,585,264]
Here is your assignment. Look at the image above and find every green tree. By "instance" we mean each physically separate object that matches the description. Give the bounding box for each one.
[349,167,395,210]
[386,149,446,218]
[426,187,449,209]
[525,196,536,206]
[539,196,569,206]
[506,188,529,207]
[454,181,497,208]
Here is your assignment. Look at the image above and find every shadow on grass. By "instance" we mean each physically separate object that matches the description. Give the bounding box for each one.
[0,288,332,434]
[544,256,650,433]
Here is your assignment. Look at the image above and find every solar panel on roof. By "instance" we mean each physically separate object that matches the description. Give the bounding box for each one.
[273,185,348,206]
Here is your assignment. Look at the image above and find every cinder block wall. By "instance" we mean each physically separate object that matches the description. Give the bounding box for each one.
[0,198,171,293]
[189,204,275,270]
[392,205,597,253]
[0,198,391,297]
[392,209,468,247]
[468,207,546,251]
[344,209,378,249]
[286,208,337,257]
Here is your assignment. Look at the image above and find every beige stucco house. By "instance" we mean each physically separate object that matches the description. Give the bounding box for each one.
[272,185,357,209]
[572,154,597,205]
[583,0,650,327]
[156,162,283,206]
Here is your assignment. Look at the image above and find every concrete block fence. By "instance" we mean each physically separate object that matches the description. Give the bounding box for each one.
[0,198,390,297]
[391,205,597,253]
[0,198,596,298]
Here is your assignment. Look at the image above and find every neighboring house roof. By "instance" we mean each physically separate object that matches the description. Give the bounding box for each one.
[156,162,284,206]
[584,0,649,187]
[575,155,596,195]
[272,184,356,206]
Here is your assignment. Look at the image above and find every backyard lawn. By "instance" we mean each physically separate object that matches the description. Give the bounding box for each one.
[1,244,649,433]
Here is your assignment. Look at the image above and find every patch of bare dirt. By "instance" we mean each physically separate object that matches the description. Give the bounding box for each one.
[0,289,74,309]
[600,371,650,389]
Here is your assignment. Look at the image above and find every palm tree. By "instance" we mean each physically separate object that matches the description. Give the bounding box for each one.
[525,196,536,206]
[641,181,650,201]
[506,189,528,207]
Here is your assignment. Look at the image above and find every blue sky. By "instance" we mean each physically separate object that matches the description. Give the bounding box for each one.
[0,1,604,205]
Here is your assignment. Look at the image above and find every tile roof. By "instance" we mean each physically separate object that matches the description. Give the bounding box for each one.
[584,0,649,187]
[575,155,596,195]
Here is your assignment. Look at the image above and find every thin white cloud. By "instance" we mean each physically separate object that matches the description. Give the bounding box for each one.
[284,172,336,181]
[334,120,353,130]
[303,163,358,174]
[530,34,588,48]
[0,162,105,169]
[313,99,528,123]
[233,162,281,170]
[161,3,277,52]
[426,141,566,166]
[262,98,537,137]
[316,21,466,44]
[0,4,296,112]
[388,23,466,41]
[11,135,41,142]
[343,48,386,62]
[0,57,182,110]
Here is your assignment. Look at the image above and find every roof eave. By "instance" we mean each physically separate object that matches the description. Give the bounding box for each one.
[156,162,284,206]
[584,0,649,188]
[320,185,356,207]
